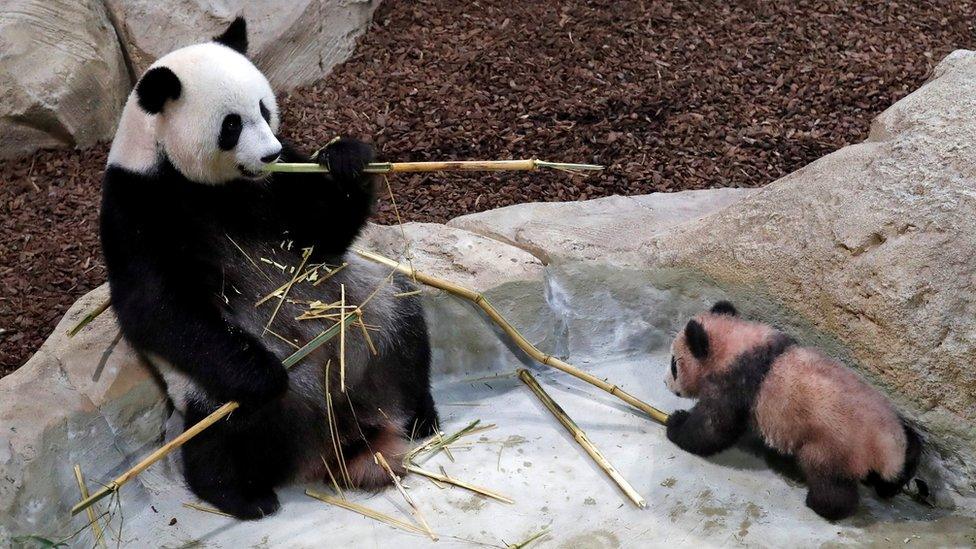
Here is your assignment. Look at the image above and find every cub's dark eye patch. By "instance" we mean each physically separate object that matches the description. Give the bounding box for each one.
[219,113,243,150]
[259,100,271,123]
[671,356,677,379]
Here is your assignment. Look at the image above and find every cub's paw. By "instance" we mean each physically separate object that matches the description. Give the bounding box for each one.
[318,138,375,181]
[665,409,690,443]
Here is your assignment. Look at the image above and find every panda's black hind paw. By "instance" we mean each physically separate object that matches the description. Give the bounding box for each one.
[208,488,281,521]
[319,138,375,181]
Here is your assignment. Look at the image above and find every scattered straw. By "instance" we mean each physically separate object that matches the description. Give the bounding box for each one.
[506,528,550,549]
[375,452,437,540]
[182,502,234,518]
[312,262,348,286]
[262,247,312,335]
[67,298,111,337]
[305,489,425,535]
[403,464,513,504]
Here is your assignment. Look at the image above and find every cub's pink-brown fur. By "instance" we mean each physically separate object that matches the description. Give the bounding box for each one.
[756,346,906,481]
[663,301,921,521]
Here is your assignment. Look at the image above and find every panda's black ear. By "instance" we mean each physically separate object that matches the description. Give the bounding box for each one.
[136,66,181,114]
[214,16,247,55]
[685,320,710,360]
[710,301,738,316]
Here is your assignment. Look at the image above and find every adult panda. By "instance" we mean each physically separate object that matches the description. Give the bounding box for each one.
[101,18,438,519]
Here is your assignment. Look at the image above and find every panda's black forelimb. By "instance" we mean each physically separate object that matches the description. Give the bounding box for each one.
[269,138,377,260]
[665,397,747,457]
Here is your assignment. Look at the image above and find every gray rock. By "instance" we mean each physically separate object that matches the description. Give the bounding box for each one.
[104,0,379,91]
[449,189,755,265]
[0,0,131,159]
[0,284,168,543]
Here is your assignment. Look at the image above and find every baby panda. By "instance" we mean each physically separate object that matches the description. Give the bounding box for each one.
[100,18,438,519]
[664,302,921,521]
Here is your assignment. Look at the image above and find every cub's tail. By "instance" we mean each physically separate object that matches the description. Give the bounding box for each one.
[898,419,923,486]
[868,418,923,499]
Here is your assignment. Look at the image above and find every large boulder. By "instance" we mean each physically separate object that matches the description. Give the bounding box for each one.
[0,0,131,159]
[104,0,379,91]
[0,285,168,543]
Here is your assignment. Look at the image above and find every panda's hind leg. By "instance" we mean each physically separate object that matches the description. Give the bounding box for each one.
[182,401,281,520]
[804,472,858,521]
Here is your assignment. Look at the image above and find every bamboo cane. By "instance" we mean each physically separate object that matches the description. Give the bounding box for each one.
[70,312,360,516]
[264,159,604,174]
[354,249,670,425]
[518,369,646,508]
[72,465,107,548]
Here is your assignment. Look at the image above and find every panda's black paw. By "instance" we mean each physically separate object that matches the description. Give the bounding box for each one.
[211,488,281,520]
[319,138,375,181]
[665,409,690,442]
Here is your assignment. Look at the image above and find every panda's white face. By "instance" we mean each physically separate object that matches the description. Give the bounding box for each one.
[109,41,282,184]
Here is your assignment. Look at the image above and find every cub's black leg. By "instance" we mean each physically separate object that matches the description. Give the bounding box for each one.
[864,471,902,499]
[804,472,859,521]
[666,398,747,457]
[181,401,281,520]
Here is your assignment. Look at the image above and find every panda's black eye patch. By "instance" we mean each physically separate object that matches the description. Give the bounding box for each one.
[671,356,678,379]
[259,100,271,123]
[219,113,243,150]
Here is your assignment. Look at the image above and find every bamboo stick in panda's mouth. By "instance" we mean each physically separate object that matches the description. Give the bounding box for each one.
[263,159,605,174]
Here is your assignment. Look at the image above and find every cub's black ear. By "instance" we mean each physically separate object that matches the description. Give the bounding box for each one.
[136,66,181,114]
[710,301,738,316]
[685,320,710,360]
[214,16,247,54]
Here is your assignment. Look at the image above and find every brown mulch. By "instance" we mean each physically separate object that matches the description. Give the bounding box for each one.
[1,1,973,376]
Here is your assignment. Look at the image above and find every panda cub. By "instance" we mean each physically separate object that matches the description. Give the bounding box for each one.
[100,18,438,519]
[664,302,921,521]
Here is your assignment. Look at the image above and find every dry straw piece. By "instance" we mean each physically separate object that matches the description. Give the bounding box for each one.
[67,297,111,337]
[265,159,604,175]
[354,249,670,425]
[518,369,647,509]
[305,489,426,536]
[375,452,437,540]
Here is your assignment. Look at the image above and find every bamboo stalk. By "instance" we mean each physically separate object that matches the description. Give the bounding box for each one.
[264,159,604,174]
[375,452,437,540]
[305,489,426,535]
[72,464,107,548]
[71,313,359,516]
[67,298,111,337]
[518,369,646,508]
[354,249,669,425]
[72,401,240,515]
